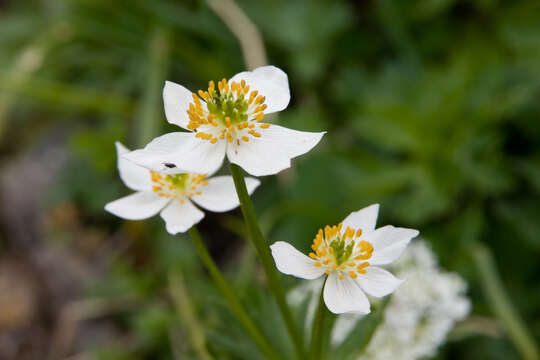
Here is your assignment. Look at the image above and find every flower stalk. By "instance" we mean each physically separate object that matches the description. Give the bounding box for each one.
[188,226,279,360]
[310,279,327,360]
[229,162,307,360]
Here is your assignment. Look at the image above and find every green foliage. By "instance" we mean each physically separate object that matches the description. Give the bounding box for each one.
[2,0,540,358]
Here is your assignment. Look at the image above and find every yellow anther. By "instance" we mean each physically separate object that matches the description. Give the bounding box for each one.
[356,229,363,238]
[340,265,346,270]
[309,252,317,259]
[242,136,249,142]
[348,262,356,267]
[325,269,331,275]
[210,137,218,144]
[315,262,322,267]
[357,262,369,274]
[339,274,344,280]
[248,130,261,137]
[225,117,231,126]
[227,133,233,143]
[260,123,270,129]
[241,79,245,88]
[349,271,358,279]
[152,186,162,192]
[332,264,338,270]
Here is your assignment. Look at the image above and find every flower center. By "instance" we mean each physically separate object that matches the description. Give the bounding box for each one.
[151,171,208,203]
[309,223,373,280]
[186,78,271,146]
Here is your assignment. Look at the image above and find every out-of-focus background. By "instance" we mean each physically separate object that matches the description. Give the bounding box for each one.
[1,0,539,359]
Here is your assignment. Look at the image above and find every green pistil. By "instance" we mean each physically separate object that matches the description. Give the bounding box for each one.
[330,238,354,266]
[166,174,188,189]
[206,92,249,125]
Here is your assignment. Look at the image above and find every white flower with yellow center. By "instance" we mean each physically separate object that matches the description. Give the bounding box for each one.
[123,66,325,177]
[105,142,260,234]
[270,204,419,314]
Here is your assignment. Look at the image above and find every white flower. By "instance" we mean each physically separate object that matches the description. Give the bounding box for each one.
[331,241,471,360]
[271,204,419,314]
[123,66,325,177]
[105,142,260,234]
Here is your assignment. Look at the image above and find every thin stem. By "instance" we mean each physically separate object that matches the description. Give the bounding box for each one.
[310,279,327,360]
[136,27,170,146]
[229,163,307,360]
[188,227,279,360]
[472,243,539,360]
[206,0,267,70]
[169,271,214,360]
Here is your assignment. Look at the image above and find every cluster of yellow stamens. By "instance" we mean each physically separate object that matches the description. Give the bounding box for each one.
[186,78,271,147]
[309,223,374,280]
[151,171,208,203]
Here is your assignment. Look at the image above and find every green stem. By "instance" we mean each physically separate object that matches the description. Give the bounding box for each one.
[310,279,327,360]
[169,271,214,360]
[229,163,307,360]
[136,27,170,146]
[472,243,539,360]
[188,227,279,360]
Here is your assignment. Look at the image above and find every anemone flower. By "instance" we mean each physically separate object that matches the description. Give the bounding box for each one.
[270,204,419,314]
[124,66,325,177]
[106,142,259,234]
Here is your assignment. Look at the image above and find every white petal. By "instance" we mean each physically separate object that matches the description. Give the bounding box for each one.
[340,204,379,235]
[124,132,226,175]
[190,176,260,212]
[105,192,169,220]
[229,66,290,114]
[356,266,403,298]
[227,125,325,176]
[163,80,198,130]
[323,272,370,314]
[115,142,152,191]
[160,198,205,234]
[363,225,419,265]
[270,241,326,280]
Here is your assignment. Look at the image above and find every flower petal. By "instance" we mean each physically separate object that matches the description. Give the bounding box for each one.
[227,125,325,176]
[115,142,152,191]
[229,65,290,114]
[340,204,379,235]
[363,225,419,265]
[270,241,326,280]
[163,80,198,130]
[356,266,403,298]
[105,192,169,220]
[160,198,204,234]
[323,272,370,314]
[190,176,260,212]
[124,132,226,175]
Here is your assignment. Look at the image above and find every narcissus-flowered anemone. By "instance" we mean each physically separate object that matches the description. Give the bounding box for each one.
[105,142,259,234]
[270,204,419,314]
[123,66,325,177]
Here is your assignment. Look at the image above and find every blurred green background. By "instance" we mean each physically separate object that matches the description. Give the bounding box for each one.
[0,0,539,359]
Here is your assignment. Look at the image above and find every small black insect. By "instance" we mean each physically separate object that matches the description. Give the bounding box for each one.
[164,163,176,168]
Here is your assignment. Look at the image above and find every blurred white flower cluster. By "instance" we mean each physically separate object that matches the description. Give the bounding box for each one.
[335,240,471,359]
[289,240,470,360]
